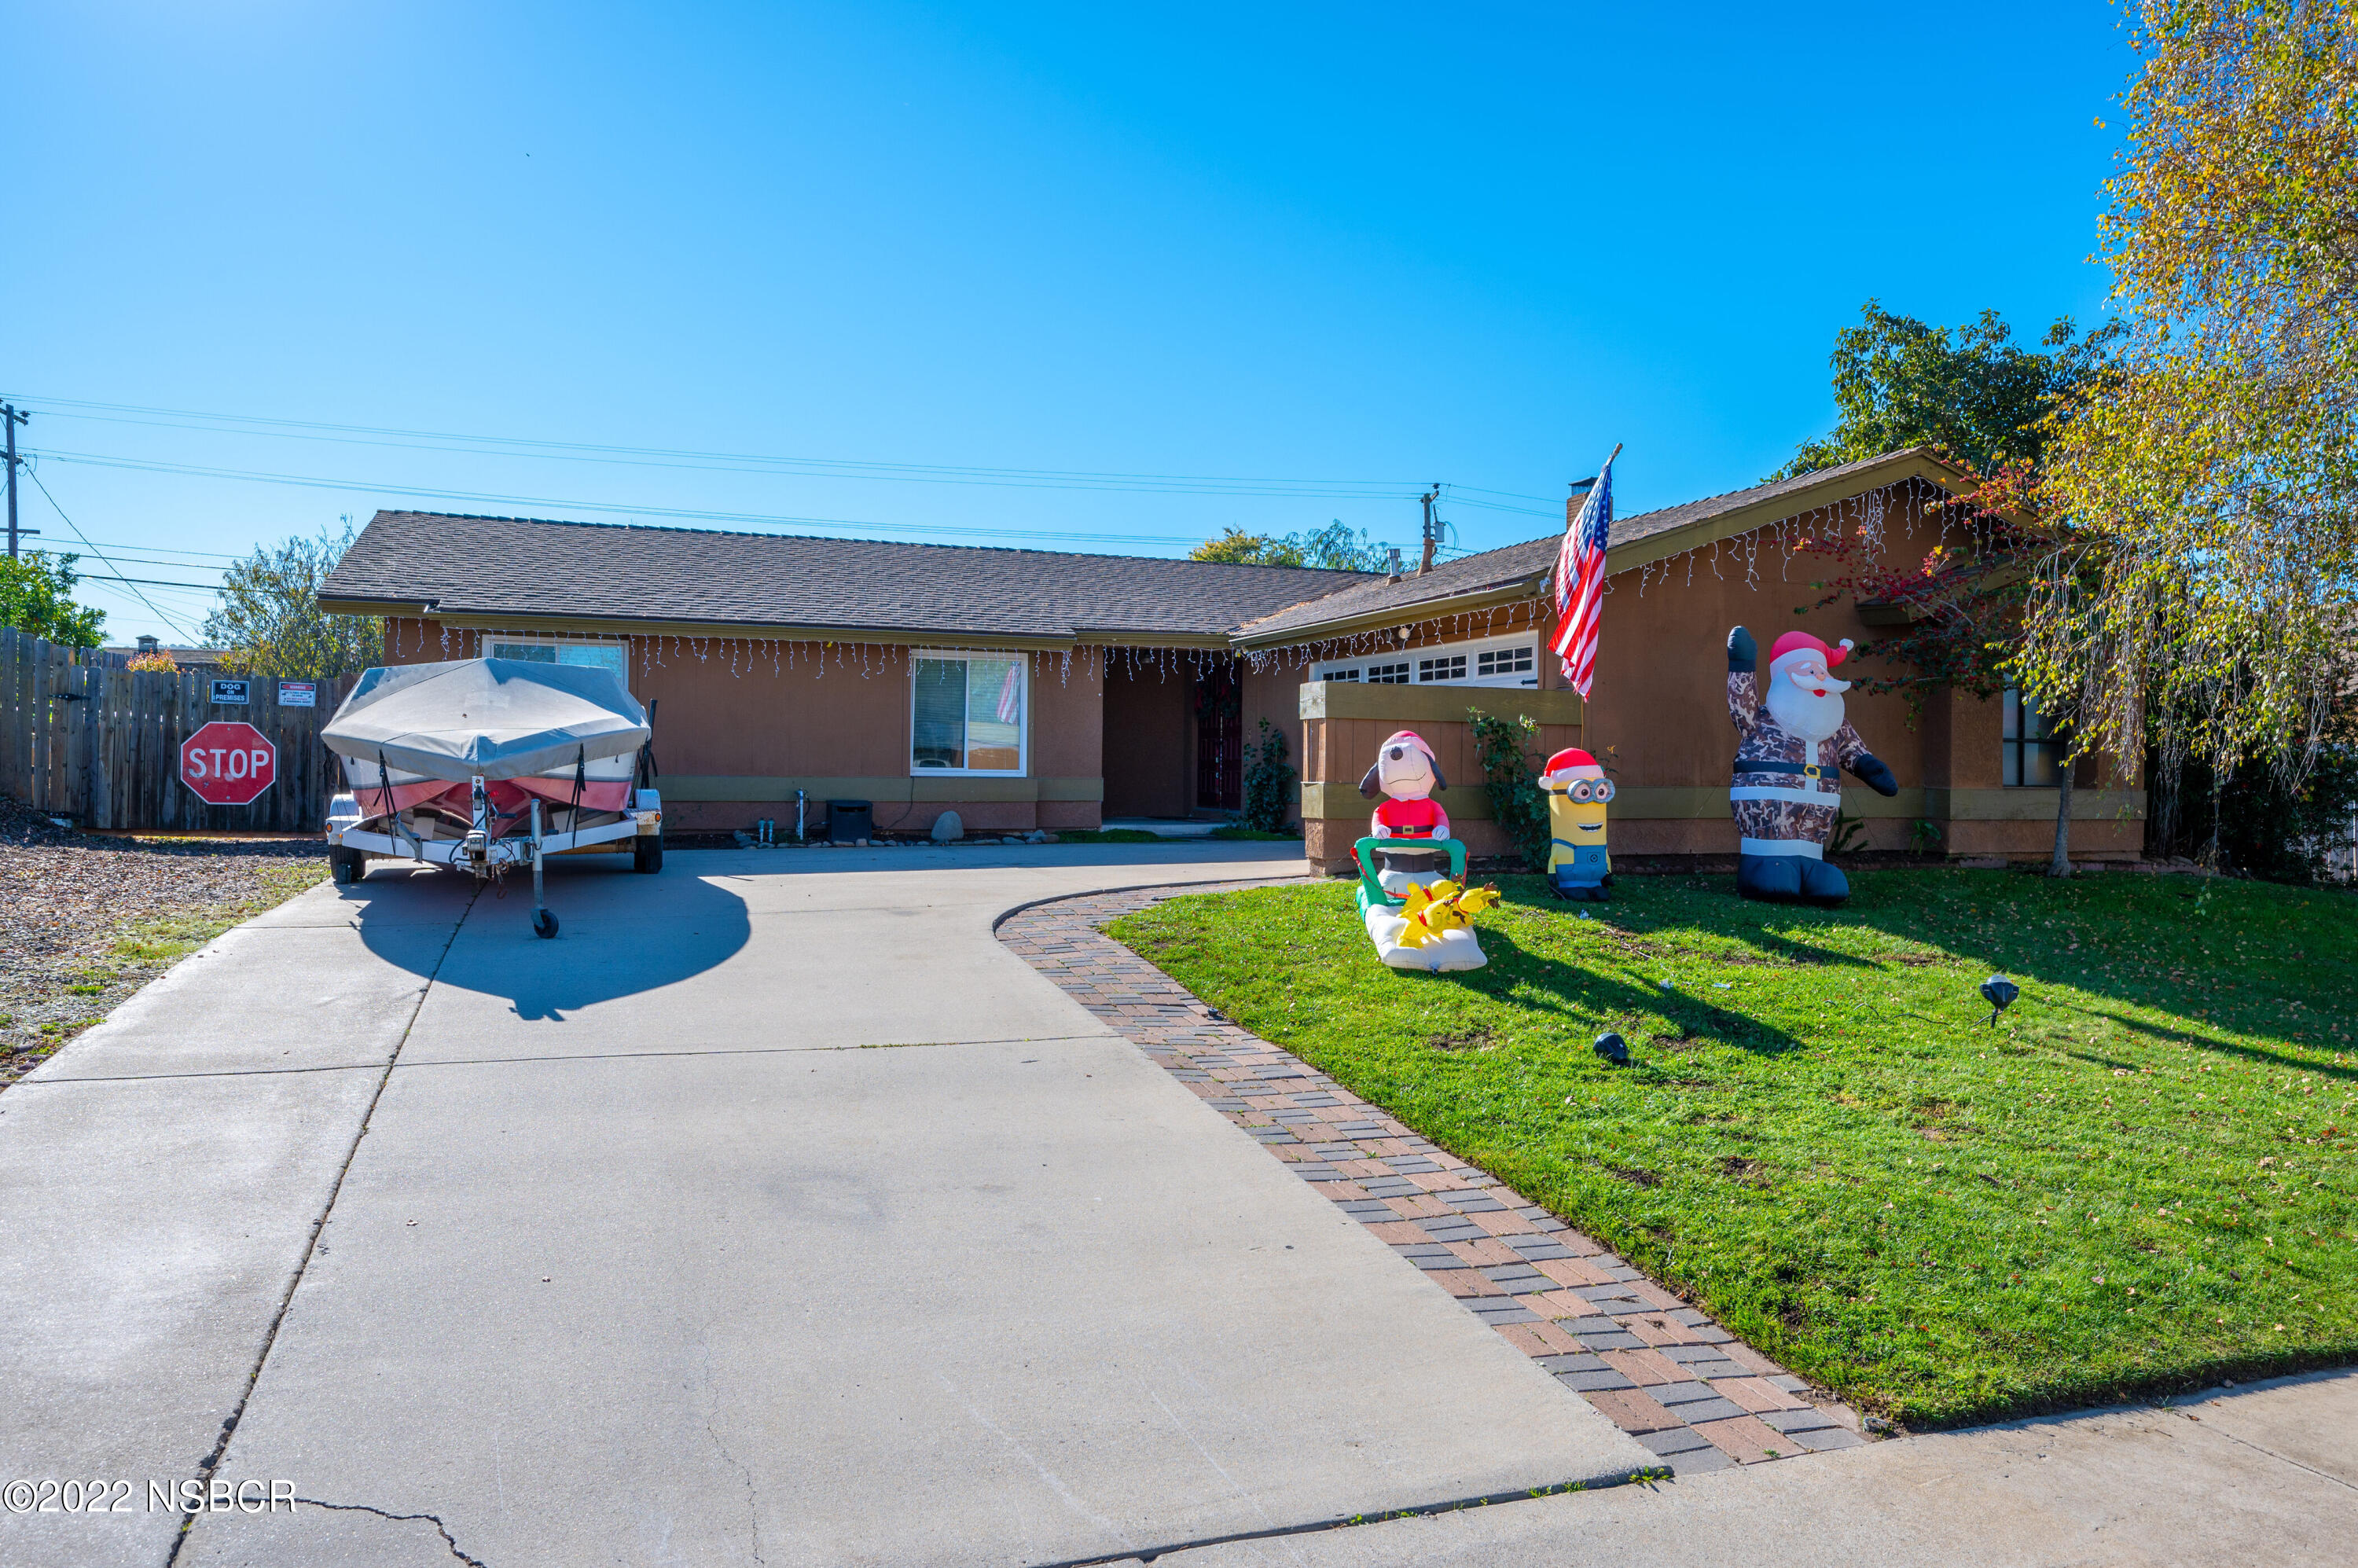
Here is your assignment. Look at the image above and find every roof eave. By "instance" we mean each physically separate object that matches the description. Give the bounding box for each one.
[1230,578,1544,652]
[1600,449,1985,577]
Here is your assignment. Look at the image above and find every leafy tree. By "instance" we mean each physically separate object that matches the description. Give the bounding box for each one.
[1777,303,2117,872]
[2018,0,2358,868]
[1776,301,2121,481]
[1190,528,1303,566]
[0,551,106,647]
[1189,520,1392,571]
[204,523,384,678]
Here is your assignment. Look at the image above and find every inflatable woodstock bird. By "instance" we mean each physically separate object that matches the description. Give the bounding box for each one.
[1395,879,1501,948]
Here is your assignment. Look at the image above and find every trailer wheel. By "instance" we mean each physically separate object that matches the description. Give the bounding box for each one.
[634,835,664,874]
[331,847,365,885]
[532,908,560,939]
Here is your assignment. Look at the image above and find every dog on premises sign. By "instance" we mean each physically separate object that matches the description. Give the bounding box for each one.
[180,721,277,806]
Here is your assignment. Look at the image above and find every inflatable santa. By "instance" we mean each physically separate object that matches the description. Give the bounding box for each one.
[1726,626,1898,905]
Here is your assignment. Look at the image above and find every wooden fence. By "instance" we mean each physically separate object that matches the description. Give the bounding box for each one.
[2,626,356,832]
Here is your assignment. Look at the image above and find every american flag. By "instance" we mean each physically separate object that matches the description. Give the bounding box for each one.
[1550,446,1618,697]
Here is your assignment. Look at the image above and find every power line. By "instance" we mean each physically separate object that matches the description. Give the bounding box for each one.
[9,392,1430,501]
[21,465,205,640]
[67,575,226,591]
[26,447,1247,547]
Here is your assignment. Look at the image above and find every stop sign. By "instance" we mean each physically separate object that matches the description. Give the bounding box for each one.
[181,721,277,806]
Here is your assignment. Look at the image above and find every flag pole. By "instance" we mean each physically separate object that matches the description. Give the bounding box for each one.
[1568,443,1623,521]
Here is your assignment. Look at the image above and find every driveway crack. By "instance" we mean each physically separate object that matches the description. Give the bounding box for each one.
[291,1497,492,1566]
[163,885,479,1567]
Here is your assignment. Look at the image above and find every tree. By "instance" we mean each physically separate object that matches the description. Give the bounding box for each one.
[2018,0,2358,871]
[204,523,384,678]
[0,551,106,647]
[1190,528,1304,567]
[1776,303,2121,481]
[1188,520,1393,571]
[1778,303,2118,872]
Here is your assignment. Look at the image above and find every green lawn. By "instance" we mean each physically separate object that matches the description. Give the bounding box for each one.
[1108,869,2357,1427]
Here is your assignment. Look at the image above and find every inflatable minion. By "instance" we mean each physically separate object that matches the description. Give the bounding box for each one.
[1540,747,1613,900]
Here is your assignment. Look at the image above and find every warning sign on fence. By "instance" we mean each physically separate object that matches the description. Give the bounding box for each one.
[180,721,277,806]
[277,681,317,707]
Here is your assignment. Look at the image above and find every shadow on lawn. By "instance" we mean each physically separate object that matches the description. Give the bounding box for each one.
[1462,920,1811,1059]
[1480,868,2356,1073]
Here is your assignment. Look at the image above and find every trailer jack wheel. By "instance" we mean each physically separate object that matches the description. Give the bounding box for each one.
[532,908,560,940]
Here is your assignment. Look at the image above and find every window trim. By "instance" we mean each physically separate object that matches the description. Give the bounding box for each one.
[909,649,1030,778]
[1314,630,1540,689]
[482,635,634,691]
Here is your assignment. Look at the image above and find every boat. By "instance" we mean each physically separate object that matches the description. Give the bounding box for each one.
[321,659,664,936]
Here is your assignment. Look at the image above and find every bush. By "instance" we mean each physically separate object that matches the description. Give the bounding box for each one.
[1467,708,1549,869]
[1241,718,1297,833]
[2149,744,2358,885]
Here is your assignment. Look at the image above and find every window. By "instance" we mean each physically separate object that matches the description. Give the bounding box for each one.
[1313,634,1536,688]
[912,652,1027,775]
[2002,687,2061,787]
[1477,644,1535,681]
[487,639,630,689]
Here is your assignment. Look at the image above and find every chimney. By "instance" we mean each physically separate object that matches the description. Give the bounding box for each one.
[1385,547,1403,582]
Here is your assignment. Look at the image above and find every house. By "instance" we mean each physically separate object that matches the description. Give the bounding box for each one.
[318,446,2143,866]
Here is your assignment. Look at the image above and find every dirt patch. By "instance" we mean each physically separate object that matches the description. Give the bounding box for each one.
[1719,1155,1773,1187]
[1424,1027,1498,1052]
[1606,1163,1662,1188]
[1,796,326,1089]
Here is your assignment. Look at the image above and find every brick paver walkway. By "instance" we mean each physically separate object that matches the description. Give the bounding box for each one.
[997,880,1871,1475]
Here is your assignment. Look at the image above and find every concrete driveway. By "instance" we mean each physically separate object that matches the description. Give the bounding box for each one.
[1,844,1651,1568]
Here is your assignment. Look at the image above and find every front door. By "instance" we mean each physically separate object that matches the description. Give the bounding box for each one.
[1195,660,1242,812]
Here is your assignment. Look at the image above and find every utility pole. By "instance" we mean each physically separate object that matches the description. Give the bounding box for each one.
[3,404,34,559]
[1416,484,1442,575]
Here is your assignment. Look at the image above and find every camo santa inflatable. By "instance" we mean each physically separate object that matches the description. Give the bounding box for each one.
[1725,626,1899,906]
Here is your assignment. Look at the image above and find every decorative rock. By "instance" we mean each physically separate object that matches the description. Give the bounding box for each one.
[1025,829,1050,844]
[1592,1031,1629,1067]
[930,810,964,843]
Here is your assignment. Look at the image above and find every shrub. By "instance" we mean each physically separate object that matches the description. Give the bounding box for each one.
[1467,708,1549,869]
[1241,718,1297,833]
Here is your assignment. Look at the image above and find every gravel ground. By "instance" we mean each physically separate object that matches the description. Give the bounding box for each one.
[1,795,328,1089]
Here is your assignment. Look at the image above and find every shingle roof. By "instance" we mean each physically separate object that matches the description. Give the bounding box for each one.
[1234,447,1968,643]
[320,512,1376,645]
[319,450,1971,652]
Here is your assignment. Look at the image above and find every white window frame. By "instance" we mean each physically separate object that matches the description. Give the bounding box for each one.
[909,650,1030,778]
[1313,630,1538,689]
[482,635,634,690]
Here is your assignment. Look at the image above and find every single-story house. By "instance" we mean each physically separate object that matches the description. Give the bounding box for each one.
[318,446,2143,868]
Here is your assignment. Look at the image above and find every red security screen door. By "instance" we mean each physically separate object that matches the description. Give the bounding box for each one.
[1195,660,1242,812]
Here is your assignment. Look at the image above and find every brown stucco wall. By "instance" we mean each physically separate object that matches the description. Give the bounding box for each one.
[380,622,1106,835]
[1275,484,2143,870]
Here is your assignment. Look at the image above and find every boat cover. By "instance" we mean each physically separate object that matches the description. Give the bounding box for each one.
[323,659,650,782]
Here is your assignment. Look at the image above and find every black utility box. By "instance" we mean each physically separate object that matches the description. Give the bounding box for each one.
[826,799,873,843]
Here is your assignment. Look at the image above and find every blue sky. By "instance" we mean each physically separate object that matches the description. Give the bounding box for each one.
[7,2,2132,645]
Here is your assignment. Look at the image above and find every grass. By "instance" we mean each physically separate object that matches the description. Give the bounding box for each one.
[105,861,329,966]
[1052,828,1168,844]
[1108,868,2358,1428]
